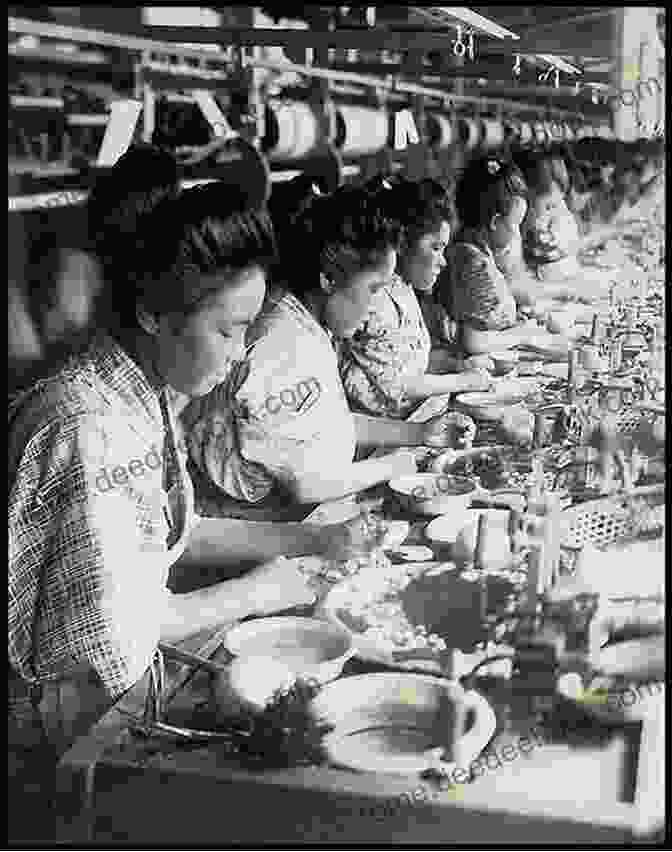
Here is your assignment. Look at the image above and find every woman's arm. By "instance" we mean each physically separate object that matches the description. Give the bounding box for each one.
[461,323,536,355]
[159,557,316,642]
[402,371,489,402]
[287,452,416,504]
[354,414,427,450]
[179,516,327,567]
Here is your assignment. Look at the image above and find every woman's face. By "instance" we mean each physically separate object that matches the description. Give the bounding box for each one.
[323,248,397,339]
[489,195,528,251]
[398,221,451,293]
[155,264,266,397]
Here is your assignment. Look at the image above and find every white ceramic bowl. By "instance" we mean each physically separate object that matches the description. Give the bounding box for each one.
[224,617,354,686]
[389,474,477,517]
[310,672,496,775]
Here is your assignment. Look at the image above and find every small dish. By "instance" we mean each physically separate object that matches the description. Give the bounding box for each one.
[389,474,478,517]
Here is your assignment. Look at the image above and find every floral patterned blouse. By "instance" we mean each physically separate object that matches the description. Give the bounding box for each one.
[442,228,518,333]
[338,274,432,418]
[524,198,580,270]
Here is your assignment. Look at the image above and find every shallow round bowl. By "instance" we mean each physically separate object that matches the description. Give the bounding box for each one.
[224,617,354,685]
[309,672,496,775]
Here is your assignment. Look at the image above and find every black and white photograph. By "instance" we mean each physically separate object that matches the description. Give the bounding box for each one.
[8,5,666,847]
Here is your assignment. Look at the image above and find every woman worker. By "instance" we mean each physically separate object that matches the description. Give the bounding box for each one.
[439,155,571,357]
[8,147,385,840]
[337,176,490,419]
[181,181,473,518]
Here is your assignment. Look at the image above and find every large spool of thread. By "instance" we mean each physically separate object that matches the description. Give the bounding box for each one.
[335,104,389,158]
[544,121,559,142]
[532,121,549,146]
[263,101,323,162]
[480,118,505,149]
[519,122,534,145]
[503,119,522,145]
[426,113,454,149]
[457,117,481,150]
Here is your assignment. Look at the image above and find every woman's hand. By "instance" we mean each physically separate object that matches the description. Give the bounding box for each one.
[244,556,316,615]
[421,411,477,449]
[321,511,393,561]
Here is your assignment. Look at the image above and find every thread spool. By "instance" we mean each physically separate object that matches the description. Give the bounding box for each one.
[480,118,505,149]
[519,121,533,145]
[503,119,520,143]
[596,125,615,140]
[426,113,454,149]
[263,101,323,162]
[532,121,548,146]
[563,123,575,141]
[457,117,481,150]
[335,104,389,158]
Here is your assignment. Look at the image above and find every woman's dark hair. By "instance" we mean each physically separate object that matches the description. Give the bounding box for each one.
[371,176,455,246]
[280,182,402,297]
[88,144,276,331]
[267,174,326,283]
[454,156,527,230]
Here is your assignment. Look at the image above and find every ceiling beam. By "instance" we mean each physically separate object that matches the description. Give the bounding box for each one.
[513,8,620,36]
[9,15,623,60]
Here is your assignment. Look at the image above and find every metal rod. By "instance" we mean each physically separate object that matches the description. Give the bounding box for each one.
[7,178,217,212]
[515,8,621,36]
[248,56,585,118]
[8,17,623,58]
[9,16,588,119]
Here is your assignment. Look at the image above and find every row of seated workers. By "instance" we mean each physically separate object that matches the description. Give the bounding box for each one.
[9,138,665,525]
[7,134,665,841]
